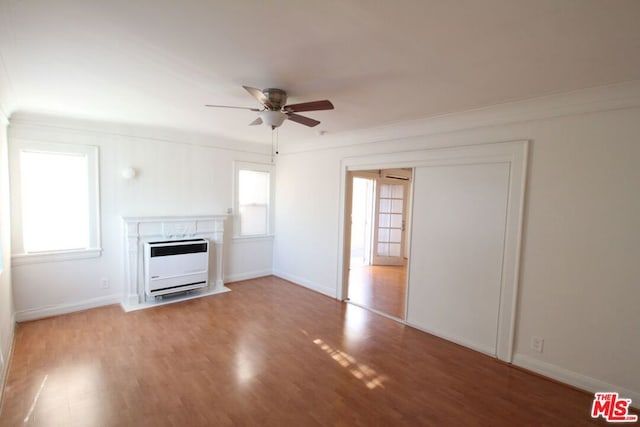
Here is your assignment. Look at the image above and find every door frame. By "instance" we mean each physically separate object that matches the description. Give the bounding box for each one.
[348,172,377,267]
[337,140,528,363]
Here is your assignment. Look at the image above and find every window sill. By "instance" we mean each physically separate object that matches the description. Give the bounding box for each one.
[12,248,103,266]
[232,234,275,243]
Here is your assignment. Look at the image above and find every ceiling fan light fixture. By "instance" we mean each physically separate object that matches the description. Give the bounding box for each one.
[206,85,333,129]
[260,110,287,128]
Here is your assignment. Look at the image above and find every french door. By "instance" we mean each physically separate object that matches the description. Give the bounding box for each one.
[372,179,408,266]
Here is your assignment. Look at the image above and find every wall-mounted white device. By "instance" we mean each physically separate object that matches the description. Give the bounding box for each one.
[144,239,209,297]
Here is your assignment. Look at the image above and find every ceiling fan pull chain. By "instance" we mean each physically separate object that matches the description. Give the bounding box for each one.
[271,128,275,164]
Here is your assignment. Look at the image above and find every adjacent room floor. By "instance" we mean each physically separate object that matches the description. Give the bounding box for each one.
[348,263,407,319]
[0,276,608,426]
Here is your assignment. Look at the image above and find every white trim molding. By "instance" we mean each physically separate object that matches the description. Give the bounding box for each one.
[405,319,497,358]
[232,161,275,238]
[14,294,121,322]
[231,234,275,243]
[9,113,272,156]
[513,354,640,406]
[272,270,337,299]
[12,248,102,266]
[8,139,102,261]
[224,270,273,283]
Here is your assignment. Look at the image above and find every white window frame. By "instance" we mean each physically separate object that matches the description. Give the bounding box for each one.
[10,139,102,265]
[233,161,274,239]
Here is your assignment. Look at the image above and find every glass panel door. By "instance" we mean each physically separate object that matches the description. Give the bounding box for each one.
[372,179,407,266]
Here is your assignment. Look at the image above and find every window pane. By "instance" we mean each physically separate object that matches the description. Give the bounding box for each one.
[390,214,402,228]
[379,199,391,213]
[390,229,401,243]
[379,214,390,227]
[378,228,390,243]
[391,199,403,213]
[379,184,391,198]
[239,170,269,204]
[377,243,389,256]
[20,151,89,252]
[240,204,267,235]
[391,184,404,199]
[238,168,270,236]
[389,243,401,257]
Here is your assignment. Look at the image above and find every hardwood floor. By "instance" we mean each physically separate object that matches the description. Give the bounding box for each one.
[348,264,407,319]
[0,276,614,426]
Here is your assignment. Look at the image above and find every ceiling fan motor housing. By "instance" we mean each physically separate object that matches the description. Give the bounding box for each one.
[262,88,287,110]
[206,85,332,128]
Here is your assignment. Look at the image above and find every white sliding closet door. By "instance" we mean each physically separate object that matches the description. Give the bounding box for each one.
[407,162,510,356]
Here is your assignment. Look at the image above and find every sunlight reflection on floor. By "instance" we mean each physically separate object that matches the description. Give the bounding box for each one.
[23,374,48,423]
[343,303,368,340]
[22,363,103,425]
[313,338,386,390]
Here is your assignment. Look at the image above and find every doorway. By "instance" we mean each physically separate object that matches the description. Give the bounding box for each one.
[338,141,527,362]
[346,169,412,320]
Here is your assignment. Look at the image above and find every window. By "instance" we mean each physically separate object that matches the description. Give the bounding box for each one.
[235,162,273,237]
[10,141,101,263]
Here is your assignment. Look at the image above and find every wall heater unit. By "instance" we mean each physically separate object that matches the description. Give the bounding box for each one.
[144,239,209,297]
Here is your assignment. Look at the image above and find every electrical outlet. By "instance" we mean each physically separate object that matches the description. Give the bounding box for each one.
[531,336,544,353]
[100,278,109,289]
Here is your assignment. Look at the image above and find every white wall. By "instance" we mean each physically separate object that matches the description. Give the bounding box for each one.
[273,83,640,401]
[273,148,343,297]
[225,235,274,283]
[8,115,274,320]
[0,112,14,392]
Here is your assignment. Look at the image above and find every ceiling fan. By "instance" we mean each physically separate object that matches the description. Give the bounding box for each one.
[206,86,334,129]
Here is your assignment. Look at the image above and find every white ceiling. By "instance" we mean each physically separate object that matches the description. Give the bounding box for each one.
[0,0,639,144]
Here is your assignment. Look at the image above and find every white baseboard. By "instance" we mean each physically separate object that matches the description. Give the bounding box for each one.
[14,294,122,322]
[224,269,272,283]
[513,353,640,405]
[272,270,337,298]
[405,320,497,358]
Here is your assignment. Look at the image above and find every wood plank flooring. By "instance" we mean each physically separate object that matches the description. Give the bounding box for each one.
[348,264,407,319]
[0,276,617,426]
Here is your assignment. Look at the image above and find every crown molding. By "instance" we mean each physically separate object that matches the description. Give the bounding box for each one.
[281,80,640,155]
[8,112,271,156]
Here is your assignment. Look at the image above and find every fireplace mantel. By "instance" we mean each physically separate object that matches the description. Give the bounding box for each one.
[122,215,228,310]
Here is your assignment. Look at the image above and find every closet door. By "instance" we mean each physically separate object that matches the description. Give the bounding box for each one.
[407,162,510,356]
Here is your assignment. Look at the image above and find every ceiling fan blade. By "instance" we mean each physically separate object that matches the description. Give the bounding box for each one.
[205,104,260,111]
[284,100,334,113]
[242,85,273,108]
[249,117,263,126]
[287,113,320,127]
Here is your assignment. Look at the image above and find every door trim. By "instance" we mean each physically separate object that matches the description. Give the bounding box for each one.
[337,140,528,363]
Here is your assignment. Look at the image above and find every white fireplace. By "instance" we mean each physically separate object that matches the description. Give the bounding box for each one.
[122,215,228,310]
